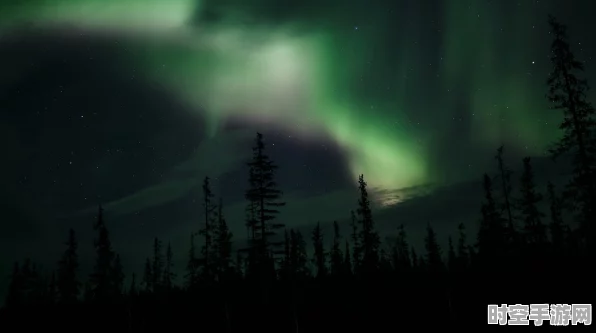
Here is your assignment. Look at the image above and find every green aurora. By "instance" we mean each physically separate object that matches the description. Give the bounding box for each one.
[1,0,589,201]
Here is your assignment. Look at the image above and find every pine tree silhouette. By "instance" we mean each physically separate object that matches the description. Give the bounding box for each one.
[244,132,286,287]
[547,15,596,249]
[477,174,507,269]
[112,254,124,297]
[456,223,469,272]
[392,224,411,272]
[355,175,380,275]
[57,228,79,303]
[447,237,456,272]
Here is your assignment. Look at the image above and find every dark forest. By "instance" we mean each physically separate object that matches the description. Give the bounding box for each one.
[1,15,595,331]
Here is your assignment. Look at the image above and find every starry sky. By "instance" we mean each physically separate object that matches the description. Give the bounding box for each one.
[1,0,595,296]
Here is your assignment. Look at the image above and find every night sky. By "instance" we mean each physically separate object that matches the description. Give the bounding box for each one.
[1,0,595,299]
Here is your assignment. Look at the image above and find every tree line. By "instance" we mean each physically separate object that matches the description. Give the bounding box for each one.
[1,15,594,330]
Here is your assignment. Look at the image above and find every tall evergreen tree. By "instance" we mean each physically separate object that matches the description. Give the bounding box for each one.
[289,230,308,279]
[311,222,327,278]
[152,238,163,291]
[245,133,286,268]
[518,157,547,248]
[89,205,115,301]
[57,228,79,303]
[547,16,596,248]
[355,175,380,275]
[129,273,137,297]
[329,221,343,276]
[344,241,352,276]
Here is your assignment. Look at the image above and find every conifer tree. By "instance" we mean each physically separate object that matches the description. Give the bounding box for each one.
[311,222,327,278]
[329,221,343,276]
[152,238,163,291]
[289,230,308,279]
[547,16,596,247]
[57,228,79,303]
[129,273,137,297]
[245,133,286,268]
[355,175,380,275]
[518,157,547,248]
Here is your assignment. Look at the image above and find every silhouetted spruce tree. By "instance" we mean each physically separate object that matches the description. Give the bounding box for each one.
[495,146,517,247]
[547,182,566,252]
[163,243,175,290]
[214,199,233,281]
[185,234,198,289]
[355,175,380,275]
[424,224,444,273]
[89,205,116,301]
[112,254,124,296]
[152,238,163,291]
[311,222,327,278]
[329,221,343,277]
[200,176,217,280]
[518,157,547,249]
[547,16,596,249]
[392,224,411,272]
[142,258,152,293]
[456,223,469,272]
[447,237,456,272]
[56,228,79,303]
[245,132,286,276]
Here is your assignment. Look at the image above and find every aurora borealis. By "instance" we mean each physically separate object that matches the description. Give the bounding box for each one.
[1,0,596,300]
